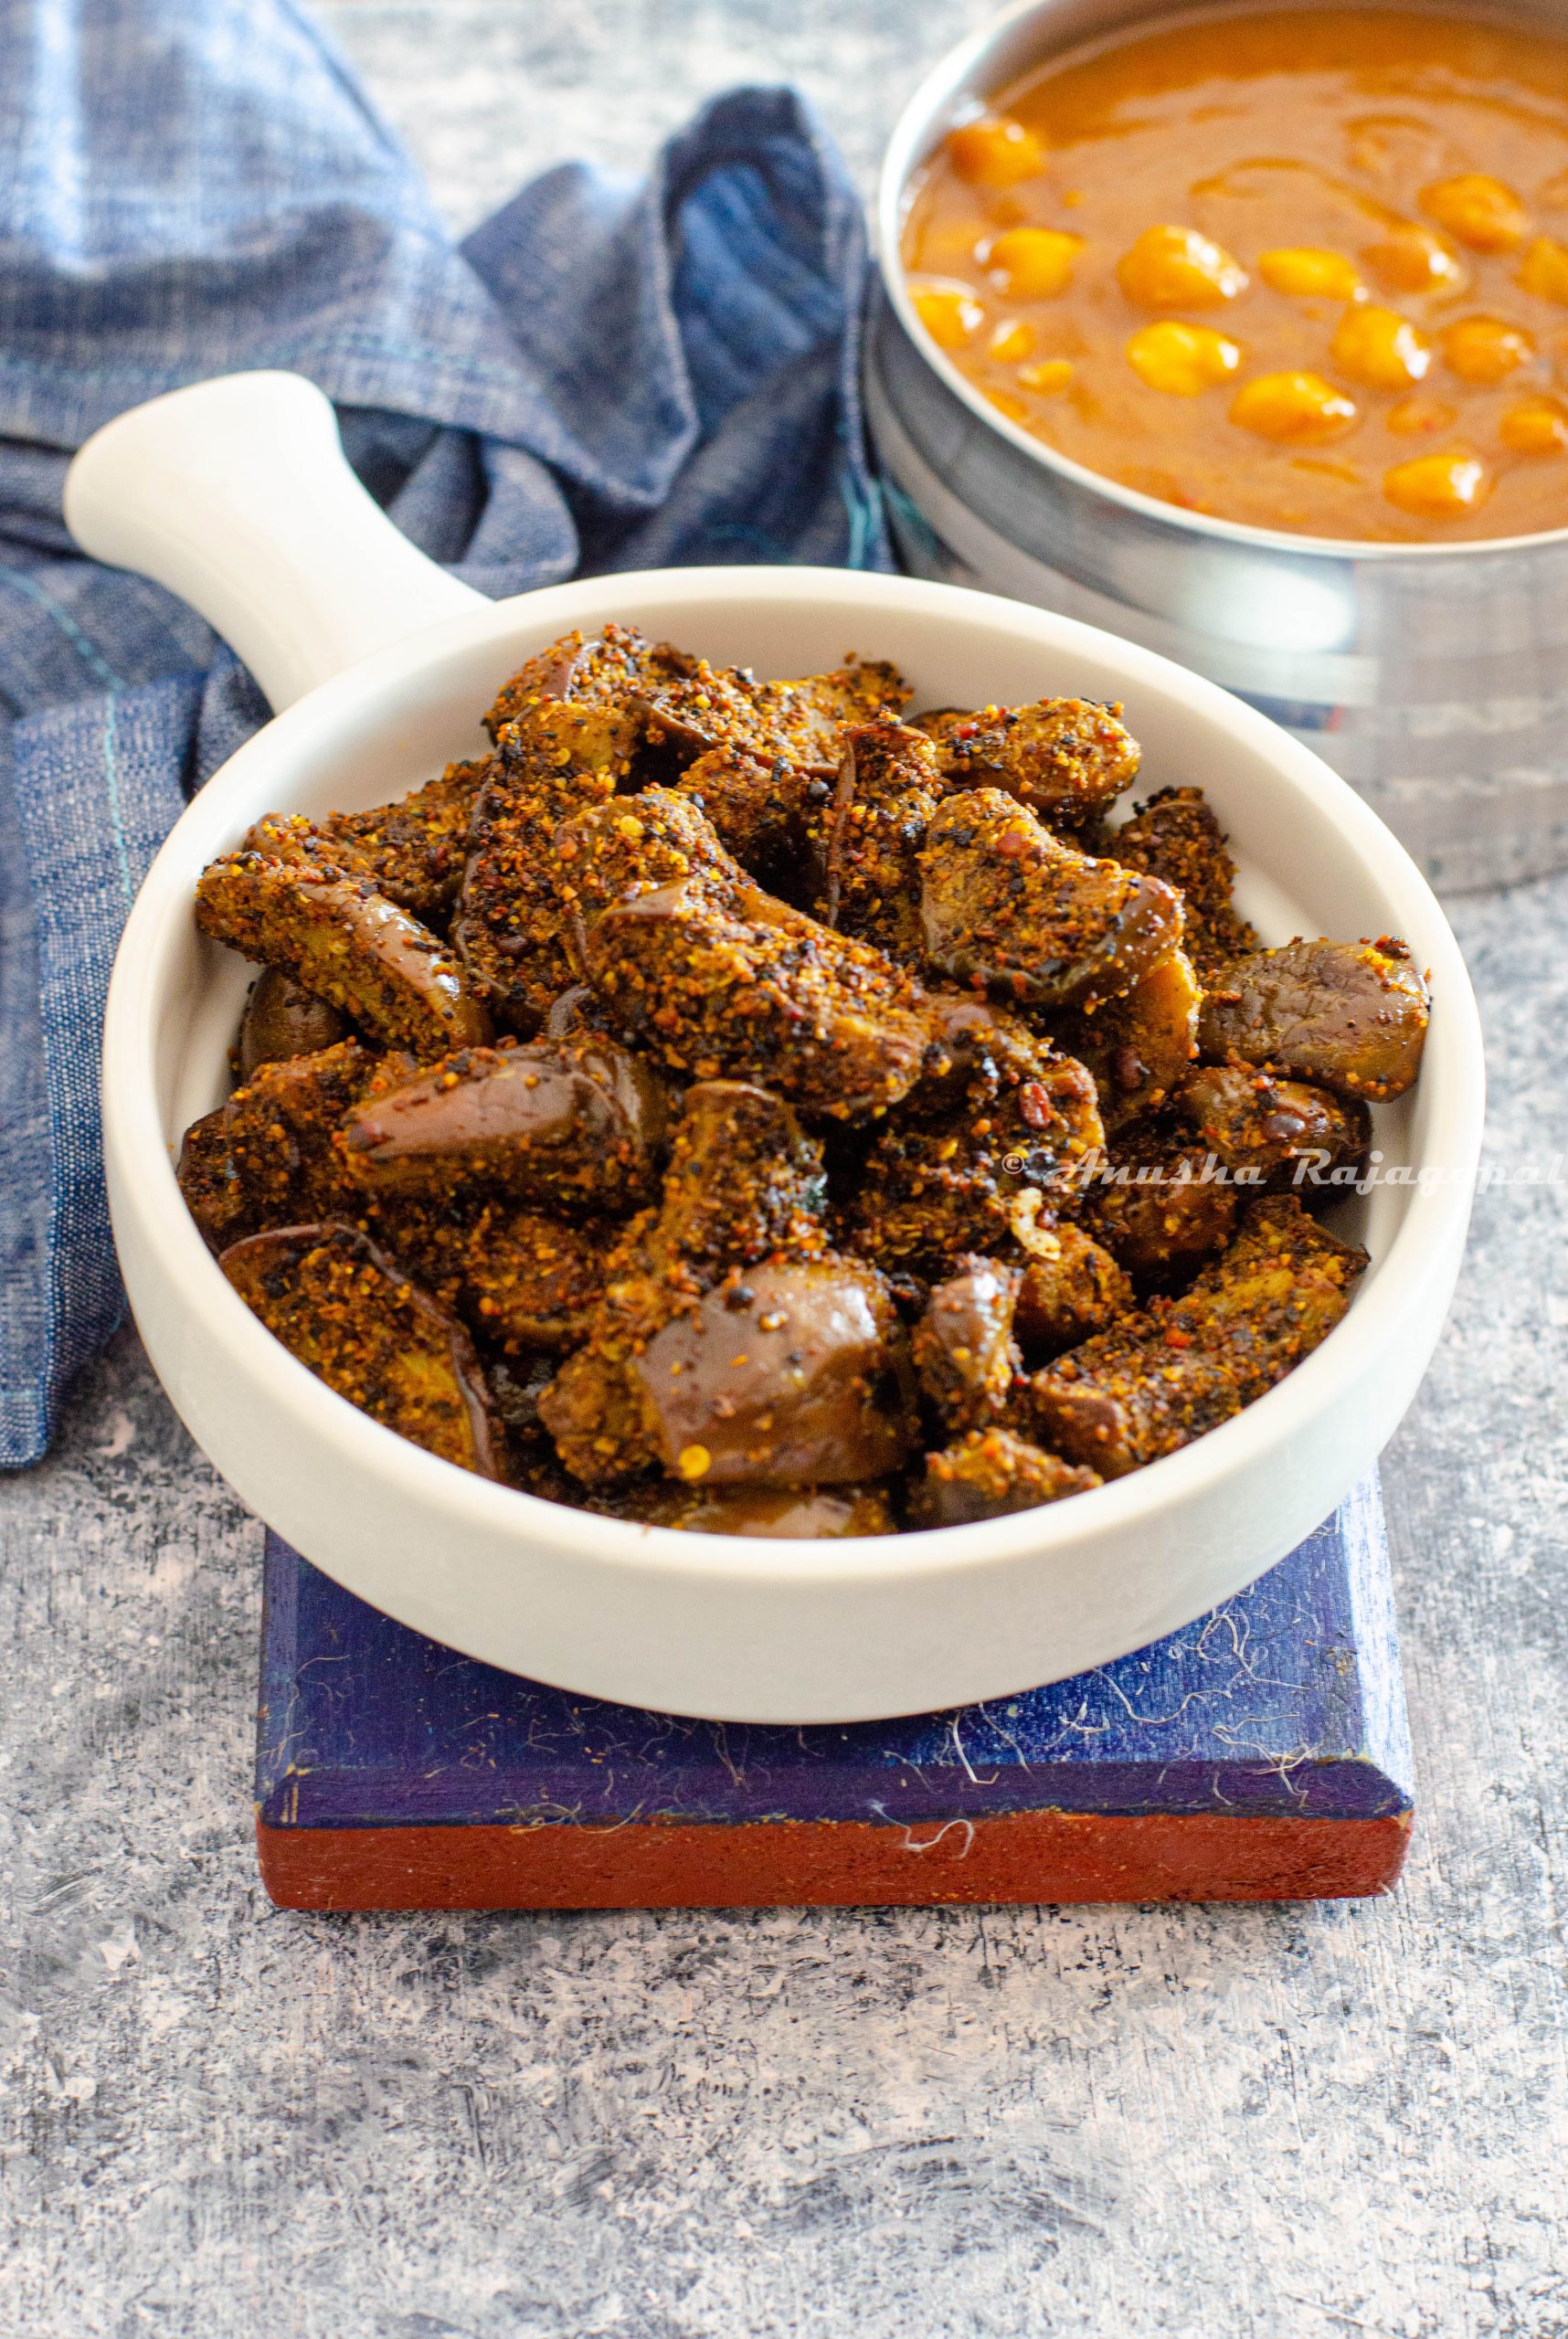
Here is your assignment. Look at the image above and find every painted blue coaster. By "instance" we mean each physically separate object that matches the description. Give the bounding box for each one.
[256,1476,1413,1909]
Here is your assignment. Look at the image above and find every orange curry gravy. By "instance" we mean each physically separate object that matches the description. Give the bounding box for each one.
[900,6,1568,542]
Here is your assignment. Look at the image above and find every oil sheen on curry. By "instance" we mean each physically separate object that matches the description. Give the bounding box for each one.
[900,6,1568,542]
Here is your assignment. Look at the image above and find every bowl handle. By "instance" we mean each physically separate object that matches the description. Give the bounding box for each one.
[62,370,488,711]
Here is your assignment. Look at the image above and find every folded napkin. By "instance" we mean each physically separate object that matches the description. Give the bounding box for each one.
[0,0,889,1467]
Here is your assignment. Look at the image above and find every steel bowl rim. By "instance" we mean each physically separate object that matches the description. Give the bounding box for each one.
[876,0,1568,566]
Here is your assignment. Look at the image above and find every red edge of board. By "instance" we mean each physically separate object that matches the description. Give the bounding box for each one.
[258,1805,1414,1911]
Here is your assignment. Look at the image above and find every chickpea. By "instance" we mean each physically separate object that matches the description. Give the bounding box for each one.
[1018,358,1075,396]
[948,115,1047,188]
[1258,248,1361,302]
[1116,224,1248,309]
[988,318,1036,365]
[1388,395,1458,437]
[911,280,985,351]
[1519,237,1568,306]
[1230,372,1359,445]
[1421,174,1531,255]
[1440,316,1536,386]
[1499,396,1568,456]
[985,226,1085,299]
[1126,321,1242,396]
[1383,450,1491,519]
[1362,223,1466,297]
[1330,303,1431,391]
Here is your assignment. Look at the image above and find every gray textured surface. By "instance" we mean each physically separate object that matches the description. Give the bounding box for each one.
[4,4,1567,2333]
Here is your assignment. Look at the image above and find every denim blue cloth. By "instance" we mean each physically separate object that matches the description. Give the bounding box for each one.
[0,0,890,1467]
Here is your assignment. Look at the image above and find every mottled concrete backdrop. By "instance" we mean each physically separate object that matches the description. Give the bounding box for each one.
[4,3,1566,2333]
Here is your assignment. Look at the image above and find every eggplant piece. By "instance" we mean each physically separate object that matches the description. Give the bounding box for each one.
[913,1427,1102,1526]
[225,1039,374,1227]
[196,852,489,1056]
[542,982,612,1041]
[176,1107,251,1253]
[606,1482,897,1538]
[843,999,1103,1275]
[806,715,944,961]
[483,621,688,741]
[908,993,1104,1148]
[1012,1225,1134,1360]
[453,696,645,1038]
[629,1257,915,1487]
[916,698,1139,827]
[240,810,368,874]
[1107,788,1256,979]
[1178,1064,1370,1185]
[219,1221,503,1477]
[673,743,817,880]
[455,697,641,1034]
[654,1082,829,1275]
[322,756,492,918]
[1198,937,1430,1102]
[911,1258,1023,1434]
[238,967,348,1079]
[1082,1124,1239,1289]
[181,1039,397,1254]
[919,788,1183,1011]
[1049,947,1200,1133]
[780,659,911,738]
[636,654,907,773]
[528,1327,652,1490]
[543,1256,916,1490]
[336,1035,671,1215]
[380,1198,609,1357]
[1027,1195,1367,1479]
[558,786,930,1119]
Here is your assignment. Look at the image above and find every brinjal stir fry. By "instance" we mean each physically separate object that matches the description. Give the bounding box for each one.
[183,624,1430,1538]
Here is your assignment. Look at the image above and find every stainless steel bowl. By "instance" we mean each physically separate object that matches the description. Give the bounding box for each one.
[867,0,1568,894]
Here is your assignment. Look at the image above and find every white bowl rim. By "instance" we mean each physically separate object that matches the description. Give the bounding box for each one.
[103,564,1484,1597]
[876,0,1568,566]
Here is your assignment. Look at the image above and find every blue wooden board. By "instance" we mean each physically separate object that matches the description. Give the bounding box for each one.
[257,1476,1411,1836]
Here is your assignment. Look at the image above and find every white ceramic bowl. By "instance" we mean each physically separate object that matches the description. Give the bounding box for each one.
[70,373,1483,1723]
